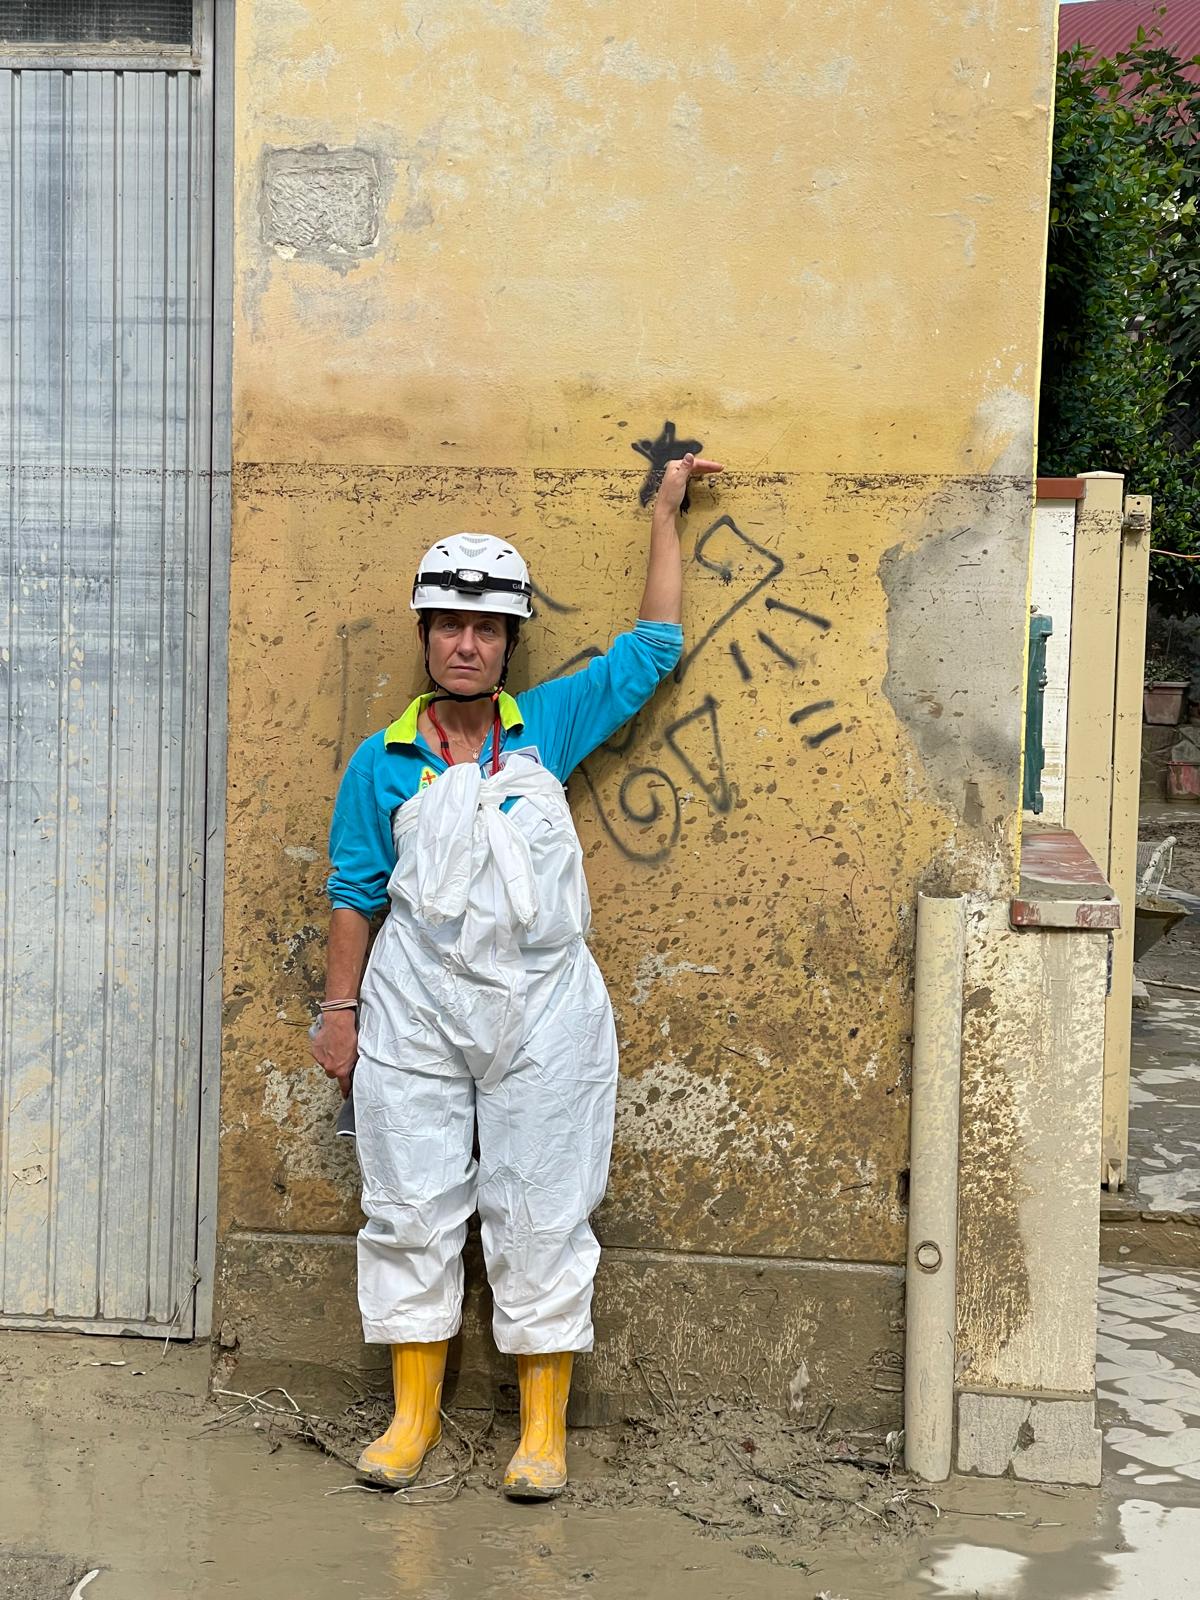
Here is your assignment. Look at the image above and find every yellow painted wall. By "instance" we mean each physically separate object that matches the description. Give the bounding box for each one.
[219,0,1057,1378]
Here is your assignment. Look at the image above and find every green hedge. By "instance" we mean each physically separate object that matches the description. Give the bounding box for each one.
[1039,27,1200,614]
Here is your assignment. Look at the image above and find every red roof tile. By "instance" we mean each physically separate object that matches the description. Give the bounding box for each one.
[1059,1,1200,67]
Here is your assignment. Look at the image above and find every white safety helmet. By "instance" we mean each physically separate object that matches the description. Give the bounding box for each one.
[410,533,534,620]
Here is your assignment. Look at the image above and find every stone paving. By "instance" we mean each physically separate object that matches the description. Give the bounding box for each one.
[1125,997,1200,1213]
[1099,1266,1200,1487]
[1131,808,1200,1217]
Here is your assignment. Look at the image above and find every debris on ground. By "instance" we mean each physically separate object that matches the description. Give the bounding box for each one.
[1138,811,1200,978]
[569,1396,938,1552]
[207,1384,488,1504]
[0,1551,93,1600]
[214,1383,936,1563]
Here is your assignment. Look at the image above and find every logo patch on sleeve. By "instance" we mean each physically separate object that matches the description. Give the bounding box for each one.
[500,745,542,769]
[419,765,438,790]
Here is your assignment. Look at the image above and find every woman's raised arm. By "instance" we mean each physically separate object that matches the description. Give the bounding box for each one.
[637,451,724,624]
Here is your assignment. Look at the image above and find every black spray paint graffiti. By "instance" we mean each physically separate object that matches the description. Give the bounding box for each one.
[550,506,843,865]
[678,519,837,721]
[631,420,705,510]
[529,578,579,616]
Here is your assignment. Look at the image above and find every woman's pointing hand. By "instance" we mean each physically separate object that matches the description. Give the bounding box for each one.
[654,452,724,517]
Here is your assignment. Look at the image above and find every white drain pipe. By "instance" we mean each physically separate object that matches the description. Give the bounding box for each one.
[904,891,967,1482]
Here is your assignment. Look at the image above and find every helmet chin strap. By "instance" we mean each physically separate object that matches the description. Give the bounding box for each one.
[428,682,494,705]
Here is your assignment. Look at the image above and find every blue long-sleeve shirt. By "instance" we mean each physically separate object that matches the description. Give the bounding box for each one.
[327,618,683,915]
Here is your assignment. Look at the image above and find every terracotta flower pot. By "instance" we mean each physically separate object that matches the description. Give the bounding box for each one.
[1167,760,1200,801]
[1144,681,1189,725]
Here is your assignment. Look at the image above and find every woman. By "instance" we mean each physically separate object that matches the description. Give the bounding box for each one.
[312,450,722,1499]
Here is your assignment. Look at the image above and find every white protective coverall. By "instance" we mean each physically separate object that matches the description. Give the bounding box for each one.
[354,752,619,1354]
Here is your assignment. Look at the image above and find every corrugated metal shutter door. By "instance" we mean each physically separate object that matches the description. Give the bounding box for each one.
[0,60,213,1334]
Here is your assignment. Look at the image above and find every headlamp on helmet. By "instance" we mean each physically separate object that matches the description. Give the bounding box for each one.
[410,534,535,621]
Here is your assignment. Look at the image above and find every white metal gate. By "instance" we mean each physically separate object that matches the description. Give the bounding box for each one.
[0,3,216,1335]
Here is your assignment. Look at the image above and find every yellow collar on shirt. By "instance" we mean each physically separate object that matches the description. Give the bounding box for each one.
[384,691,524,749]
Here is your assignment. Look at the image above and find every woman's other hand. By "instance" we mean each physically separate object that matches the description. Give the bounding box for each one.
[654,452,724,517]
[310,1009,358,1098]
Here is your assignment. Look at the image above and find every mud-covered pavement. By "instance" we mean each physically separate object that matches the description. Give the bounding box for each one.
[1,1331,920,1600]
[10,825,1200,1600]
[4,1267,1200,1600]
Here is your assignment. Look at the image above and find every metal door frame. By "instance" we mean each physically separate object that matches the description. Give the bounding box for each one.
[195,0,232,1341]
[0,0,231,1339]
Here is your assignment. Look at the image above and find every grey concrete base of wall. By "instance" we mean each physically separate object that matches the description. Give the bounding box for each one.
[956,1389,1102,1486]
[216,1229,905,1429]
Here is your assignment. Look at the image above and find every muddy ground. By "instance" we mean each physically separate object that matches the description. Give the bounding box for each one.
[222,1378,934,1557]
[8,1318,1184,1600]
[2,1329,1112,1600]
[1,1331,938,1596]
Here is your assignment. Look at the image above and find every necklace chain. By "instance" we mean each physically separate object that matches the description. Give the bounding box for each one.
[426,701,503,773]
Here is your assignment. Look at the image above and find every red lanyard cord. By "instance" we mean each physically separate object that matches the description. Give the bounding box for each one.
[426,698,503,776]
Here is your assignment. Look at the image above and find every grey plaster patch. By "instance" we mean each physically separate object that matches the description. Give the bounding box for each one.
[972,387,1035,478]
[877,477,1028,891]
[957,1391,1102,1485]
[262,147,382,262]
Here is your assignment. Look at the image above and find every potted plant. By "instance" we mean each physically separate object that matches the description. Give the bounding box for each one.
[1144,649,1192,725]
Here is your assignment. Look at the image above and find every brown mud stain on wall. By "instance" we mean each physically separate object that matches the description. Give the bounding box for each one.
[955,974,1033,1374]
[218,463,1044,1281]
[218,464,967,1266]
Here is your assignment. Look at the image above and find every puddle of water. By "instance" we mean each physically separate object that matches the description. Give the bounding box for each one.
[924,1543,1029,1596]
[923,1504,1200,1600]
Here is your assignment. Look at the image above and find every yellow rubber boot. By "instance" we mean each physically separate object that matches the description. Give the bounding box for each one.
[356,1340,448,1488]
[503,1352,573,1501]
